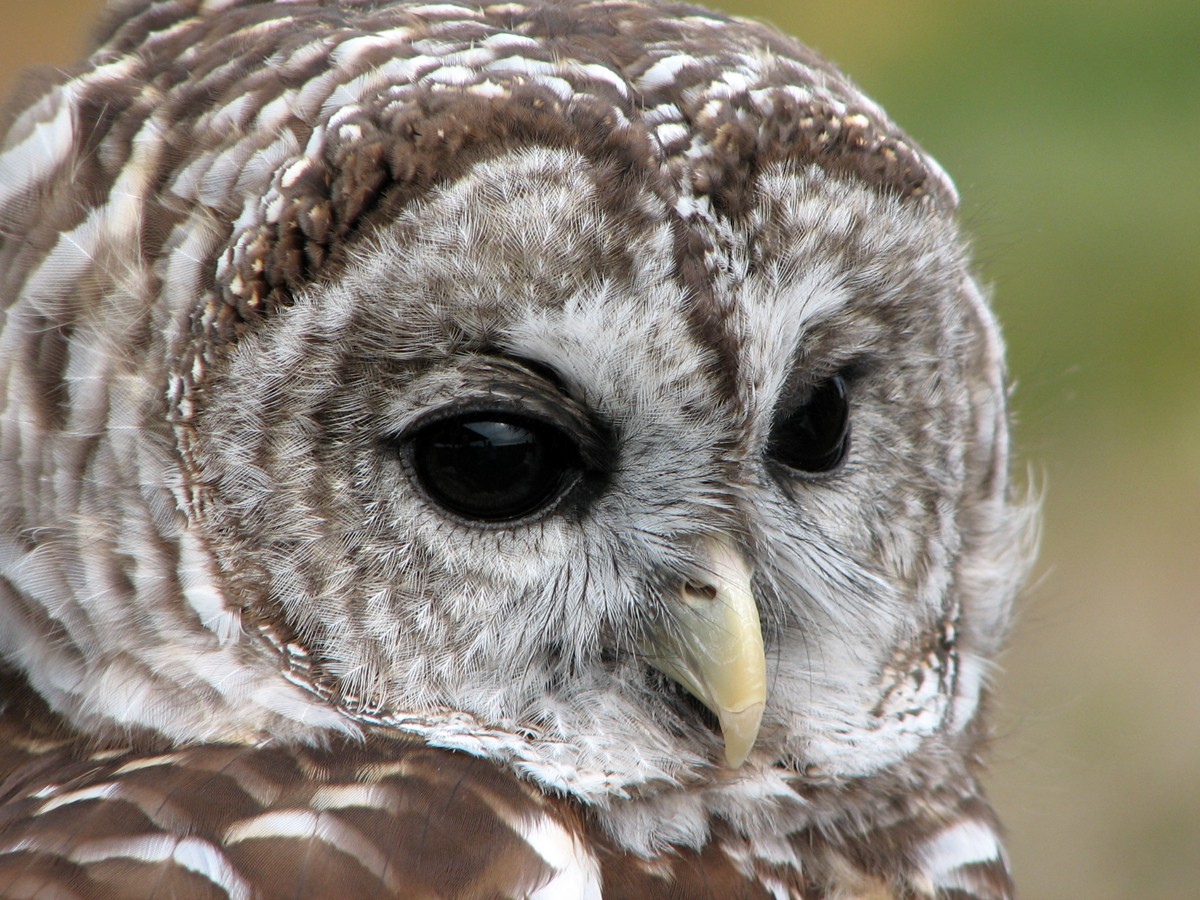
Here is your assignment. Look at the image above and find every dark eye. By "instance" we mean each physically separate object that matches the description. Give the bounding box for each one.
[409,413,580,522]
[767,375,850,474]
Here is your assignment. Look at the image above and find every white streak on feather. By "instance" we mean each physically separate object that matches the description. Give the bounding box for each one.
[423,64,478,86]
[653,122,689,147]
[404,3,482,18]
[480,31,539,51]
[255,90,299,132]
[309,784,399,813]
[916,819,1004,888]
[0,835,149,868]
[44,834,254,900]
[949,649,986,732]
[236,132,301,197]
[172,837,253,900]
[643,102,683,125]
[280,158,312,190]
[0,89,76,210]
[178,528,240,644]
[431,45,498,69]
[574,62,628,97]
[484,55,559,80]
[207,92,255,134]
[69,834,169,863]
[331,28,419,67]
[111,754,187,776]
[517,815,603,900]
[224,810,398,891]
[637,54,700,90]
[36,783,119,815]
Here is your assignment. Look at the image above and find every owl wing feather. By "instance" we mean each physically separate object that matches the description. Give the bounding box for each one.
[0,674,1011,899]
[0,678,565,899]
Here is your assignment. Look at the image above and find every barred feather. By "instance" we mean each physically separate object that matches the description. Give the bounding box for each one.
[0,1,1031,897]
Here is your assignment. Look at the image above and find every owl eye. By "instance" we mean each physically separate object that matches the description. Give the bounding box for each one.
[409,413,581,522]
[767,375,850,474]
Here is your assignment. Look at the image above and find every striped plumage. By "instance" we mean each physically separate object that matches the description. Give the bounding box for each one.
[0,674,1014,898]
[0,1,1033,897]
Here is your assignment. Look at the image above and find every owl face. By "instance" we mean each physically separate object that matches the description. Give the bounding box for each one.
[0,0,1030,867]
[187,144,1012,800]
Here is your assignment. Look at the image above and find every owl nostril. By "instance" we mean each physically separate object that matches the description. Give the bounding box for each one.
[683,582,718,602]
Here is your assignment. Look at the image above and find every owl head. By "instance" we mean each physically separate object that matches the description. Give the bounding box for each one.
[0,0,1033,857]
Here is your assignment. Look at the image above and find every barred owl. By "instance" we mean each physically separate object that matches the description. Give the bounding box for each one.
[0,1,1033,897]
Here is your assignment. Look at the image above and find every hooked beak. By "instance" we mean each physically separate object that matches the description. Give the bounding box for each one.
[643,537,767,767]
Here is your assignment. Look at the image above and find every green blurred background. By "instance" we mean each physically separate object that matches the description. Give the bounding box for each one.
[2,1,1197,896]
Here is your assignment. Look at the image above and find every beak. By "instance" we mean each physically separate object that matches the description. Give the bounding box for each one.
[644,536,767,767]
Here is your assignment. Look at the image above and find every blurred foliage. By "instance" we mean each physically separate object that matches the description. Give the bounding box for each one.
[3,2,1198,897]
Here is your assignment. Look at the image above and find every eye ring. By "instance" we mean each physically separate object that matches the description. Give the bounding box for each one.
[766,374,851,475]
[404,411,583,524]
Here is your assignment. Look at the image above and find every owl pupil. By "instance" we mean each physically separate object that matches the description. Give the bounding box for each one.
[411,415,577,521]
[767,375,850,473]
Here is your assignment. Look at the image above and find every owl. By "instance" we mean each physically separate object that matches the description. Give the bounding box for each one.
[0,1,1034,897]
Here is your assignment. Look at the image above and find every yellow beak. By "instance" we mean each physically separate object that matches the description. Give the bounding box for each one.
[644,537,767,767]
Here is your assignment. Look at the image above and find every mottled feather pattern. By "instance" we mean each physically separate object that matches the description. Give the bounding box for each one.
[0,1,1030,896]
[0,689,1009,898]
